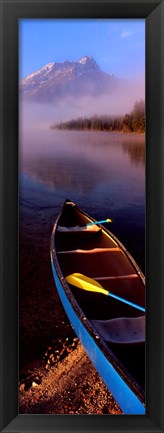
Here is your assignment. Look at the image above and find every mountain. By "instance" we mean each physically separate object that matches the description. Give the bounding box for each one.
[20,56,123,103]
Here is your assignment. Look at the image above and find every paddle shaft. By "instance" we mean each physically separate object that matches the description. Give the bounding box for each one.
[86,218,112,226]
[108,292,145,312]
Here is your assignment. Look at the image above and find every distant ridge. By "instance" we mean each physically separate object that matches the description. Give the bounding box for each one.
[20,56,123,103]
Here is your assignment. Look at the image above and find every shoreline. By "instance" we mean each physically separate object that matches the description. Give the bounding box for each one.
[19,342,122,414]
[19,205,122,414]
[51,127,145,136]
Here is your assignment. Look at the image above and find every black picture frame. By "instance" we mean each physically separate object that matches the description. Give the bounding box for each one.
[0,0,164,432]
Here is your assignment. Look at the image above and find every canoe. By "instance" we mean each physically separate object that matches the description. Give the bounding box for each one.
[50,199,145,414]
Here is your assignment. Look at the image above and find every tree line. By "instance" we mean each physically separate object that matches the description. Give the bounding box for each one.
[51,99,145,133]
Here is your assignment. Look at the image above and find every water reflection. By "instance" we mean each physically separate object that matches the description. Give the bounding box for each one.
[22,156,110,194]
[20,130,145,193]
[19,129,145,271]
[122,141,145,165]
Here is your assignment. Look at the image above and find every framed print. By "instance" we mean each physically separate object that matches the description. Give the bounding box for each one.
[0,0,164,432]
[19,15,146,417]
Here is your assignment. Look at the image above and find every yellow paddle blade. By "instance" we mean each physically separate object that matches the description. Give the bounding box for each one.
[65,273,108,296]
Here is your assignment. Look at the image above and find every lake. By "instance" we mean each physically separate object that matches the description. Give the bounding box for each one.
[19,129,145,272]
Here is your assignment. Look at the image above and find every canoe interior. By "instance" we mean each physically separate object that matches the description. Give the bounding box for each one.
[54,202,145,392]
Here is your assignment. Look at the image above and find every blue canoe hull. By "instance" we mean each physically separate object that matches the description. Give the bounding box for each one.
[51,258,145,415]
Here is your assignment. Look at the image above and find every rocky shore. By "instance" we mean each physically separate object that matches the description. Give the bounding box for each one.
[19,204,122,414]
[19,341,122,414]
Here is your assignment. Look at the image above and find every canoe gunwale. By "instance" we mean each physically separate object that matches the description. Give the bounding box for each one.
[50,199,145,406]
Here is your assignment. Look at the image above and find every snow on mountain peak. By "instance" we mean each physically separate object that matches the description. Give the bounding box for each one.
[41,62,55,71]
[78,56,93,64]
[21,62,55,84]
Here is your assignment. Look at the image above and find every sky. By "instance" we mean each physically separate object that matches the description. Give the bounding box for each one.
[19,19,145,81]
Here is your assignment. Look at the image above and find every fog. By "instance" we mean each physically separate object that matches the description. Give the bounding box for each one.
[19,77,145,133]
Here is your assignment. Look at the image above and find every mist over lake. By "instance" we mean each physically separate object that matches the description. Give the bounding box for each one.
[20,121,145,271]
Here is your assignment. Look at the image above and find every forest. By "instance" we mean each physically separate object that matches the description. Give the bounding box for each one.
[51,100,145,133]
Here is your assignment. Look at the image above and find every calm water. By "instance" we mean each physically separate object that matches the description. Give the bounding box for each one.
[19,129,145,272]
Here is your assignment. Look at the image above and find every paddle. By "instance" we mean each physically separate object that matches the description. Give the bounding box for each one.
[86,218,112,226]
[65,273,145,313]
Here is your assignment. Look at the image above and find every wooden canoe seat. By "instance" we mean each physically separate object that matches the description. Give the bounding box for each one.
[91,316,145,344]
[94,274,139,281]
[58,247,120,254]
[57,225,101,233]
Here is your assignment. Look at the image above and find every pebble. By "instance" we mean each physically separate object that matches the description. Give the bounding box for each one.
[45,364,50,370]
[60,348,66,357]
[32,381,39,388]
[67,347,73,353]
[19,383,25,392]
[42,330,79,371]
[56,355,60,361]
